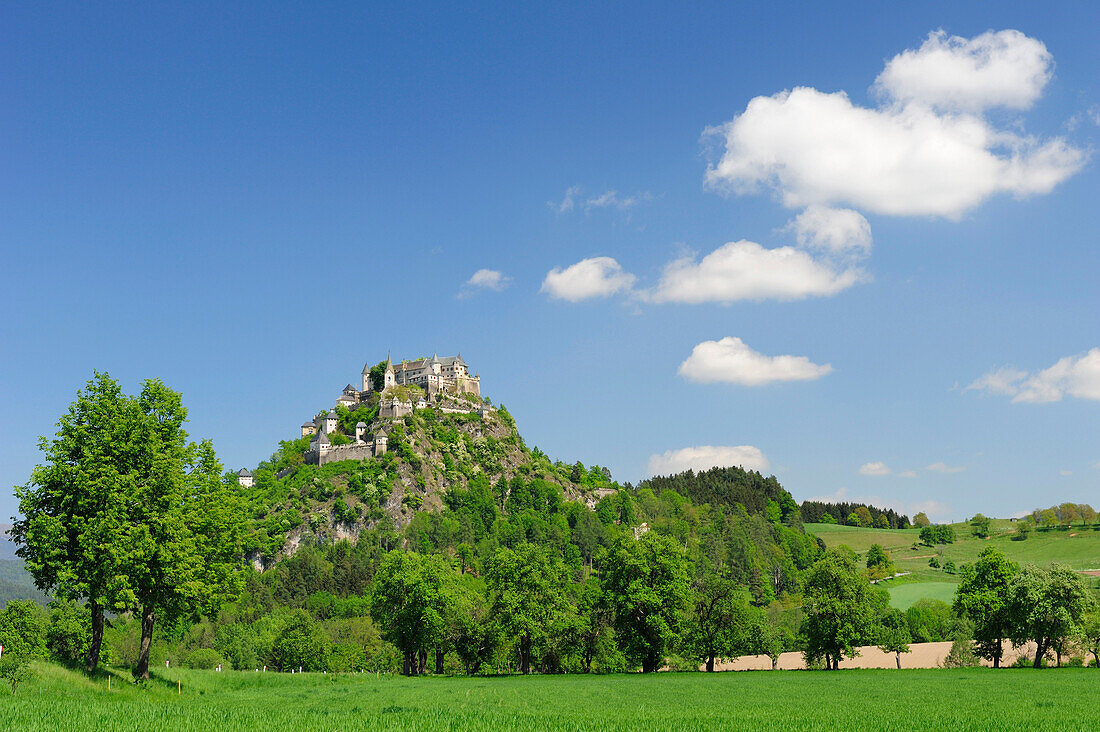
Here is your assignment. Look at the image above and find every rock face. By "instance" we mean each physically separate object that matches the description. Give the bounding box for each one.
[256,406,596,564]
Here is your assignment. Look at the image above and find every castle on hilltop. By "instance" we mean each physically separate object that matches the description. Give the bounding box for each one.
[300,353,489,466]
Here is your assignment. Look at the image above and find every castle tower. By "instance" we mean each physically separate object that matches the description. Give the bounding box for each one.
[236,468,253,488]
[384,352,396,389]
[373,430,388,457]
[323,410,338,435]
[301,420,317,437]
[355,421,367,443]
[362,361,372,391]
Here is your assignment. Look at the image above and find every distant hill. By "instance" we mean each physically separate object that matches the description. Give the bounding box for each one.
[637,466,801,524]
[0,558,49,607]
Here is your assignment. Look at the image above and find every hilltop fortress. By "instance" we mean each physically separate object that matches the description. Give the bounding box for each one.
[299,353,490,467]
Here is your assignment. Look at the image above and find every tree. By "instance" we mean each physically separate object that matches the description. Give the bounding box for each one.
[271,610,331,671]
[46,600,91,666]
[1013,522,1032,541]
[369,551,449,675]
[486,543,570,674]
[368,360,388,392]
[13,373,135,672]
[684,564,751,672]
[602,533,692,673]
[865,544,893,573]
[953,547,1017,667]
[801,549,880,669]
[970,514,991,538]
[913,512,931,528]
[0,600,47,694]
[1080,610,1100,668]
[1008,564,1093,668]
[874,514,890,529]
[118,381,245,679]
[877,607,911,669]
[820,512,836,525]
[846,512,860,527]
[854,507,873,528]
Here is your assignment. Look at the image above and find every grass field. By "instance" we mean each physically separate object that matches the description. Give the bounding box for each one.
[885,582,958,609]
[4,661,1100,730]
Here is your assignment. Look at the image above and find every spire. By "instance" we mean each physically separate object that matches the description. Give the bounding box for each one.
[385,352,393,371]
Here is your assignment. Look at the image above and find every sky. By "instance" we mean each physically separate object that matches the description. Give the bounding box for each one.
[1,2,1098,523]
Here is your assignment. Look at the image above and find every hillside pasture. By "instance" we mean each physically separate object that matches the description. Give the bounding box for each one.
[4,662,1100,731]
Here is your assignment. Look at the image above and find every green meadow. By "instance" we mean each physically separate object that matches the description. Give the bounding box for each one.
[805,519,1100,608]
[4,661,1100,731]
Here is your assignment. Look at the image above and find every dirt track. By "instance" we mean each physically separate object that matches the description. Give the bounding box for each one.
[710,641,1038,670]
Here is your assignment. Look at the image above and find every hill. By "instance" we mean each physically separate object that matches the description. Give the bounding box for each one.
[805,518,1100,608]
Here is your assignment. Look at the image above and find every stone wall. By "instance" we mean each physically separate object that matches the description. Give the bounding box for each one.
[318,443,374,466]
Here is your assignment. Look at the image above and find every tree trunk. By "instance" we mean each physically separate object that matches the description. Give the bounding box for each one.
[1033,640,1046,669]
[895,652,901,670]
[435,649,444,675]
[832,655,840,670]
[134,606,155,680]
[86,600,104,673]
[706,654,715,672]
[521,635,531,675]
[771,656,779,670]
[417,648,427,675]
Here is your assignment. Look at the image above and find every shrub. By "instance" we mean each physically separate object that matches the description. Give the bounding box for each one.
[929,557,940,568]
[941,639,980,668]
[184,648,225,669]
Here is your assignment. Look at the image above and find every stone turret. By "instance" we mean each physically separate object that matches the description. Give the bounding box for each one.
[373,430,388,457]
[323,410,338,435]
[355,421,368,443]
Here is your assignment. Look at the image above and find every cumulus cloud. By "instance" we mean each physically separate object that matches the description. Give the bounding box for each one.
[678,336,832,386]
[926,462,966,474]
[705,30,1084,219]
[647,445,770,477]
[459,269,511,298]
[540,257,636,302]
[873,30,1053,112]
[859,461,893,476]
[968,349,1100,403]
[786,205,872,255]
[648,240,865,303]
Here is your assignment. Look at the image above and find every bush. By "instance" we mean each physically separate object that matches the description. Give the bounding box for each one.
[184,648,225,669]
[941,639,980,668]
[928,557,940,568]
[46,600,90,666]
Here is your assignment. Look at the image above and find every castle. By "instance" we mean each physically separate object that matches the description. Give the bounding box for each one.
[301,353,489,466]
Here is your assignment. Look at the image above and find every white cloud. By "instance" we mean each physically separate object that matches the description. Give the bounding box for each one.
[1060,470,1073,477]
[678,336,832,386]
[705,30,1084,219]
[897,470,918,479]
[459,269,511,297]
[648,240,865,303]
[965,366,1028,396]
[926,462,966,474]
[968,349,1100,404]
[859,461,893,476]
[549,185,581,213]
[540,257,636,302]
[1090,105,1100,127]
[647,445,770,477]
[584,190,652,211]
[786,205,872,255]
[874,30,1053,112]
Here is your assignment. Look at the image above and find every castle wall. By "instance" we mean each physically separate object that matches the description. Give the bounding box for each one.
[316,443,375,465]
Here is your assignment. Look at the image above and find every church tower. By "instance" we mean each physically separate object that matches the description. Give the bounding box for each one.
[383,352,396,389]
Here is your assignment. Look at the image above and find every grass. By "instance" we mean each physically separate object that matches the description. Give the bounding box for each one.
[806,519,1100,578]
[885,582,959,609]
[5,661,1100,730]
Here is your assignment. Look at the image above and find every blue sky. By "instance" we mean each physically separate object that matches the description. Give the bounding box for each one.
[2,2,1098,522]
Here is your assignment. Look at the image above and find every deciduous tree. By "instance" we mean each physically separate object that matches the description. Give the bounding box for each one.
[1008,564,1093,668]
[801,549,880,669]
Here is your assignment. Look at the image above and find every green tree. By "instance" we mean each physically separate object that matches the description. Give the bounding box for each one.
[271,610,331,671]
[115,381,245,679]
[953,546,1017,667]
[970,514,991,538]
[1080,610,1100,668]
[820,512,836,525]
[801,549,879,670]
[912,512,931,528]
[854,507,873,527]
[368,361,388,392]
[1013,521,1032,541]
[684,564,751,672]
[865,544,893,573]
[877,607,911,669]
[369,551,449,675]
[1008,564,1093,668]
[45,600,91,666]
[486,543,570,674]
[12,372,135,672]
[602,533,692,673]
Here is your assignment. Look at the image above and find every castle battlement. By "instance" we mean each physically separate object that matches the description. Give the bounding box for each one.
[301,352,490,466]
